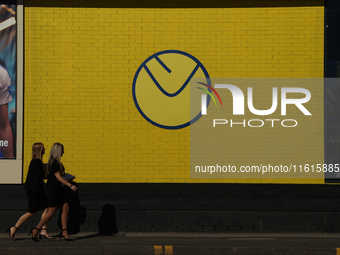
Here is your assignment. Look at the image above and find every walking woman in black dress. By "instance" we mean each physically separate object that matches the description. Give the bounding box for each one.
[7,143,53,240]
[30,142,78,241]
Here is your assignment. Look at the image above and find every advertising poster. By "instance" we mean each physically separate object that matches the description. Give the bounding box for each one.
[0,2,16,159]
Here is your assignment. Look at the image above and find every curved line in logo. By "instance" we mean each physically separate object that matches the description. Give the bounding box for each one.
[132,50,211,129]
[197,82,223,106]
[197,87,217,105]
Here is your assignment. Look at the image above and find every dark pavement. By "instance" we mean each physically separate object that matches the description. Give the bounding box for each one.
[1,232,340,255]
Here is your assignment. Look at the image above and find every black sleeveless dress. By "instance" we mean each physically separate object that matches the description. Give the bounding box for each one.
[24,158,47,213]
[46,160,67,207]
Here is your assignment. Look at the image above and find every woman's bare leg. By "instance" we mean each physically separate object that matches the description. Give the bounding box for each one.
[32,207,57,238]
[10,212,35,239]
[39,208,53,239]
[61,203,70,239]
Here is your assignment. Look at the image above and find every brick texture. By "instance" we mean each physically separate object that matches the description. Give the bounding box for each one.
[23,0,324,184]
[1,183,339,233]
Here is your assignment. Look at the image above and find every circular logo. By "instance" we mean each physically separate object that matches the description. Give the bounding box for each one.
[132,50,210,129]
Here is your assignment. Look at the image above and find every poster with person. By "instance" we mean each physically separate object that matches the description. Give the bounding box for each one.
[0,2,16,159]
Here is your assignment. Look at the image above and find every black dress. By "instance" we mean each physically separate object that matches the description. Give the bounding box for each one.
[46,160,67,207]
[24,158,47,213]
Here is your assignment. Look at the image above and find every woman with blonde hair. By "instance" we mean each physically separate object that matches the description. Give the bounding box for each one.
[7,143,52,240]
[30,143,78,241]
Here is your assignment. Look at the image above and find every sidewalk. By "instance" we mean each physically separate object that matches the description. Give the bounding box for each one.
[1,232,340,255]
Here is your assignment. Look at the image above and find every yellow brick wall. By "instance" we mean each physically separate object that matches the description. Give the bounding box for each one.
[24,1,324,183]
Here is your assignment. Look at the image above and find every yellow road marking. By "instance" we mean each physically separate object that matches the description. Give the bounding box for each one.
[154,245,163,255]
[164,245,173,255]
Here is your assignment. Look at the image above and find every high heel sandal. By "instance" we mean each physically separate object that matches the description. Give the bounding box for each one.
[39,228,53,239]
[6,225,18,241]
[28,227,40,242]
[60,229,73,241]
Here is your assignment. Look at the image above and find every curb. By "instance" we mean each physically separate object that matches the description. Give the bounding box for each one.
[0,246,337,255]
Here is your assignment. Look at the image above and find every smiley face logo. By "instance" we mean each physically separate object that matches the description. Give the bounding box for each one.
[132,50,210,129]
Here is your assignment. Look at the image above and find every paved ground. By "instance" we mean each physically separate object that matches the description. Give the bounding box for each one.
[1,232,340,254]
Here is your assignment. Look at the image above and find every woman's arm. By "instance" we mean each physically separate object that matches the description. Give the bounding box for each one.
[0,104,14,158]
[54,171,78,192]
[37,160,45,180]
